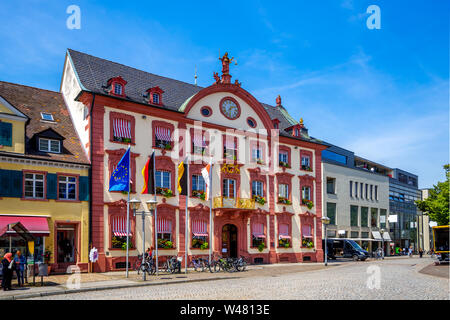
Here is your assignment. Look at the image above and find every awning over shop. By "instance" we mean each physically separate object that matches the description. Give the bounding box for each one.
[0,215,49,237]
[382,232,392,241]
[3,222,35,241]
[371,231,382,240]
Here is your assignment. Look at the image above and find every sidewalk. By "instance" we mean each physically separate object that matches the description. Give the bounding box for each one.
[0,262,331,300]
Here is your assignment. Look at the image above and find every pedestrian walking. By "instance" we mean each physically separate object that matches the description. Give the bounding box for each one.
[1,253,16,291]
[408,246,413,257]
[376,247,383,260]
[419,248,423,258]
[14,250,26,286]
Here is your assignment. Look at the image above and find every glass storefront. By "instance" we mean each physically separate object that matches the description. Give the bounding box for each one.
[0,235,45,263]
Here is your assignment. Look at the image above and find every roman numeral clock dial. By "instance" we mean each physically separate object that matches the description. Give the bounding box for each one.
[220,98,240,120]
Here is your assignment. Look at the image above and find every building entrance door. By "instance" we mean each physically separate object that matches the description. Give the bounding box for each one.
[221,224,238,258]
[57,225,76,265]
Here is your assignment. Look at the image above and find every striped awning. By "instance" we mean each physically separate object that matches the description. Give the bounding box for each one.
[192,220,208,237]
[155,127,172,142]
[279,224,290,239]
[113,118,132,139]
[112,216,132,237]
[252,223,265,238]
[302,225,312,238]
[193,135,207,148]
[157,219,172,234]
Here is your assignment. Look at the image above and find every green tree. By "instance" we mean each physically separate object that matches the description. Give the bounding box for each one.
[415,164,449,226]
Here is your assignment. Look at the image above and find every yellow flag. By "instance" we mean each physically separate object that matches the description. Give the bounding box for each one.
[177,161,185,193]
[28,241,35,255]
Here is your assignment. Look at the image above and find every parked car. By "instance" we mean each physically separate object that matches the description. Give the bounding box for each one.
[324,239,369,261]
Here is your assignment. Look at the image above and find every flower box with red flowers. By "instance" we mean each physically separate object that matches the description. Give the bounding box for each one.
[192,190,206,200]
[156,187,173,198]
[277,197,292,205]
[253,195,266,206]
[302,199,314,209]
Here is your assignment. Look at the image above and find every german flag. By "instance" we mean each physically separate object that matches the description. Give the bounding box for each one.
[141,152,155,194]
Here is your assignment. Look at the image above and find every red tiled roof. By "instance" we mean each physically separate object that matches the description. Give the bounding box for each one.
[0,81,90,165]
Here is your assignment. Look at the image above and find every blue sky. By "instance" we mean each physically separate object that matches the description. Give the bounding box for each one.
[0,0,448,188]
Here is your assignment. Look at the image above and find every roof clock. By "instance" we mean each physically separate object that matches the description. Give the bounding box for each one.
[220,97,240,120]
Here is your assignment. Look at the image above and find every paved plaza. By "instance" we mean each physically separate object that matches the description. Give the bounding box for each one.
[20,257,449,300]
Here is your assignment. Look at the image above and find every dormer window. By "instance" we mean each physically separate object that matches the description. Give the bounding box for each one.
[114,83,123,96]
[146,86,164,106]
[152,93,160,104]
[106,76,127,98]
[272,118,280,129]
[39,138,60,153]
[40,113,54,122]
[0,121,12,147]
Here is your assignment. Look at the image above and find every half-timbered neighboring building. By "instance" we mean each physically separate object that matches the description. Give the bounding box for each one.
[61,49,327,272]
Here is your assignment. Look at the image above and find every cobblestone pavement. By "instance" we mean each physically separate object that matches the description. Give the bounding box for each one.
[419,262,450,279]
[29,258,449,300]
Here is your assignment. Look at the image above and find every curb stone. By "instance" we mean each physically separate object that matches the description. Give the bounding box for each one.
[4,276,233,300]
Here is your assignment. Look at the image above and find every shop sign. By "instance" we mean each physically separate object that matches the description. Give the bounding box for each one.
[38,263,48,276]
[388,215,398,223]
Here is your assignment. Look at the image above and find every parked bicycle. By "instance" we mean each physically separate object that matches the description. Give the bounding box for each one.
[214,256,236,273]
[163,256,182,274]
[233,256,248,271]
[208,255,220,273]
[189,256,208,272]
[134,253,147,271]
[136,253,156,275]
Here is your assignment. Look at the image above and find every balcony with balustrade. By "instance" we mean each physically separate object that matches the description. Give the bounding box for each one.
[213,196,255,210]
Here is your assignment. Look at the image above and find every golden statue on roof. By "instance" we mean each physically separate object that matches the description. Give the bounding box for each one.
[219,52,235,75]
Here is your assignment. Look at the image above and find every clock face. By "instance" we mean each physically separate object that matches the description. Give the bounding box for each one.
[221,98,240,119]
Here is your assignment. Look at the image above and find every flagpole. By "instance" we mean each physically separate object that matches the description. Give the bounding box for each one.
[126,145,130,278]
[185,156,189,274]
[209,158,213,264]
[153,149,158,275]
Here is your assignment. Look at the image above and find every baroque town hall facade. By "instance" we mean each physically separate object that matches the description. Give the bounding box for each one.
[61,49,327,272]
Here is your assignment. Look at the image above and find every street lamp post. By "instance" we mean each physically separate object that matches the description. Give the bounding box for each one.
[129,198,158,281]
[321,217,330,266]
[380,228,385,259]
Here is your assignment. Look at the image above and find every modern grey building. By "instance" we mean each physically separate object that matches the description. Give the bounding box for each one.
[321,145,392,254]
[388,169,422,251]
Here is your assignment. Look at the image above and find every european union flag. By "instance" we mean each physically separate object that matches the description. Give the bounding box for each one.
[109,147,131,192]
